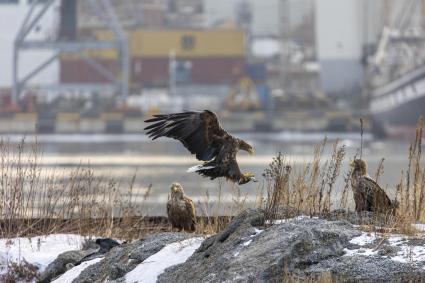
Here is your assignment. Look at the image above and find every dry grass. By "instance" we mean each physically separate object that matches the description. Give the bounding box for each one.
[282,272,339,283]
[0,259,39,283]
[1,117,424,239]
[195,179,256,234]
[260,116,425,236]
[394,117,425,234]
[262,138,346,220]
[0,138,152,240]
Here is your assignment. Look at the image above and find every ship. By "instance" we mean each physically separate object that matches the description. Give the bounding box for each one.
[368,26,425,138]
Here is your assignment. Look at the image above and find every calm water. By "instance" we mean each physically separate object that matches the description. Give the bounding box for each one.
[4,133,419,215]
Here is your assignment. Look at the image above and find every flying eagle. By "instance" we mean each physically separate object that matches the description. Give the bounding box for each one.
[350,159,397,214]
[167,183,196,232]
[144,110,257,185]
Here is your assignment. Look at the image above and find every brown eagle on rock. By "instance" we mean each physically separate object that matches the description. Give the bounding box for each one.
[144,110,258,185]
[167,183,196,232]
[350,159,397,214]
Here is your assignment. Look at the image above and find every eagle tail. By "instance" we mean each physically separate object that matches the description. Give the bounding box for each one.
[187,164,216,173]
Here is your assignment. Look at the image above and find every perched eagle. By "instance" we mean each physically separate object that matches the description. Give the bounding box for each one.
[350,159,397,214]
[167,183,196,232]
[144,110,257,185]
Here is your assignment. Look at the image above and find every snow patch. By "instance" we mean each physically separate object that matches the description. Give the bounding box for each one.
[266,215,318,224]
[0,234,85,274]
[346,232,425,264]
[243,239,253,247]
[387,236,406,246]
[343,247,378,257]
[391,245,425,263]
[349,233,376,245]
[52,257,103,283]
[125,237,203,283]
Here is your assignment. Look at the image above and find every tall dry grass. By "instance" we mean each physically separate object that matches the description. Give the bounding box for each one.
[2,117,424,239]
[396,117,425,232]
[261,116,425,236]
[262,139,346,220]
[0,138,152,240]
[196,178,260,234]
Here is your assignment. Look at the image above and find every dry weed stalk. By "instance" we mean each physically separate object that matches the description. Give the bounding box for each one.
[0,139,150,240]
[397,117,425,224]
[262,139,346,221]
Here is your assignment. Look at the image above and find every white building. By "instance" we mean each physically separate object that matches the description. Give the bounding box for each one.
[0,0,59,88]
[315,0,364,93]
[316,0,424,94]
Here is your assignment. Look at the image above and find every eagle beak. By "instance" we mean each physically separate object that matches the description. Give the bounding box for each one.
[349,161,354,167]
[249,148,255,155]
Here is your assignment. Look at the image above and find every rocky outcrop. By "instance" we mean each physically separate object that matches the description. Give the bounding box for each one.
[44,209,425,283]
[158,209,363,282]
[72,232,195,283]
[39,244,99,283]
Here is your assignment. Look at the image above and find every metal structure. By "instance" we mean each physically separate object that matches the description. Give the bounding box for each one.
[12,0,129,105]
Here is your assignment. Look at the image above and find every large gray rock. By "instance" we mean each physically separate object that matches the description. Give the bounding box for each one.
[72,232,196,283]
[39,248,98,283]
[306,255,425,282]
[158,209,362,282]
[158,209,425,283]
[45,209,425,283]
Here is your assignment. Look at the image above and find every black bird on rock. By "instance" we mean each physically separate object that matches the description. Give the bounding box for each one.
[144,110,258,185]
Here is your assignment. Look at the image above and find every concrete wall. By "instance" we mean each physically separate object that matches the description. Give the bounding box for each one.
[0,1,59,88]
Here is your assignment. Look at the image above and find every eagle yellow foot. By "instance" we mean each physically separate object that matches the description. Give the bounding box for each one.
[239,172,258,185]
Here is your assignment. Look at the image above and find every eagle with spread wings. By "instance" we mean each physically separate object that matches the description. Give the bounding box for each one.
[144,110,257,185]
[350,159,397,214]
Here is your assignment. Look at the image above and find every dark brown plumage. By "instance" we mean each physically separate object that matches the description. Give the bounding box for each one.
[167,183,196,232]
[350,159,397,214]
[144,110,257,184]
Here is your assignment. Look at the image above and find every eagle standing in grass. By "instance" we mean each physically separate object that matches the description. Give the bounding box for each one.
[167,183,196,232]
[350,159,397,214]
[144,110,257,185]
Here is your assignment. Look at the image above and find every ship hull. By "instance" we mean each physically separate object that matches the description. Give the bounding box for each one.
[370,66,425,138]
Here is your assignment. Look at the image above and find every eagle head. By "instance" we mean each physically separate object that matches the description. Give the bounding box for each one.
[239,172,258,185]
[350,159,367,176]
[238,139,255,155]
[170,182,185,198]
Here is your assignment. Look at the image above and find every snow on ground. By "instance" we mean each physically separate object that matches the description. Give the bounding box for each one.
[392,245,425,263]
[343,247,378,257]
[52,257,103,283]
[125,237,203,283]
[266,215,318,225]
[234,228,264,256]
[349,232,377,245]
[345,232,425,264]
[0,234,86,274]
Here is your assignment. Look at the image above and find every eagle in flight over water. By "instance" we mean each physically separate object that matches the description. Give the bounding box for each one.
[144,110,258,185]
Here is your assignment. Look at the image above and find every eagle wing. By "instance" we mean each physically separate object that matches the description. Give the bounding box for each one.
[184,197,196,231]
[144,110,228,161]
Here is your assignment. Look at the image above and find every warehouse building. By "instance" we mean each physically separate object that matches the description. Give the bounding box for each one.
[60,28,246,89]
